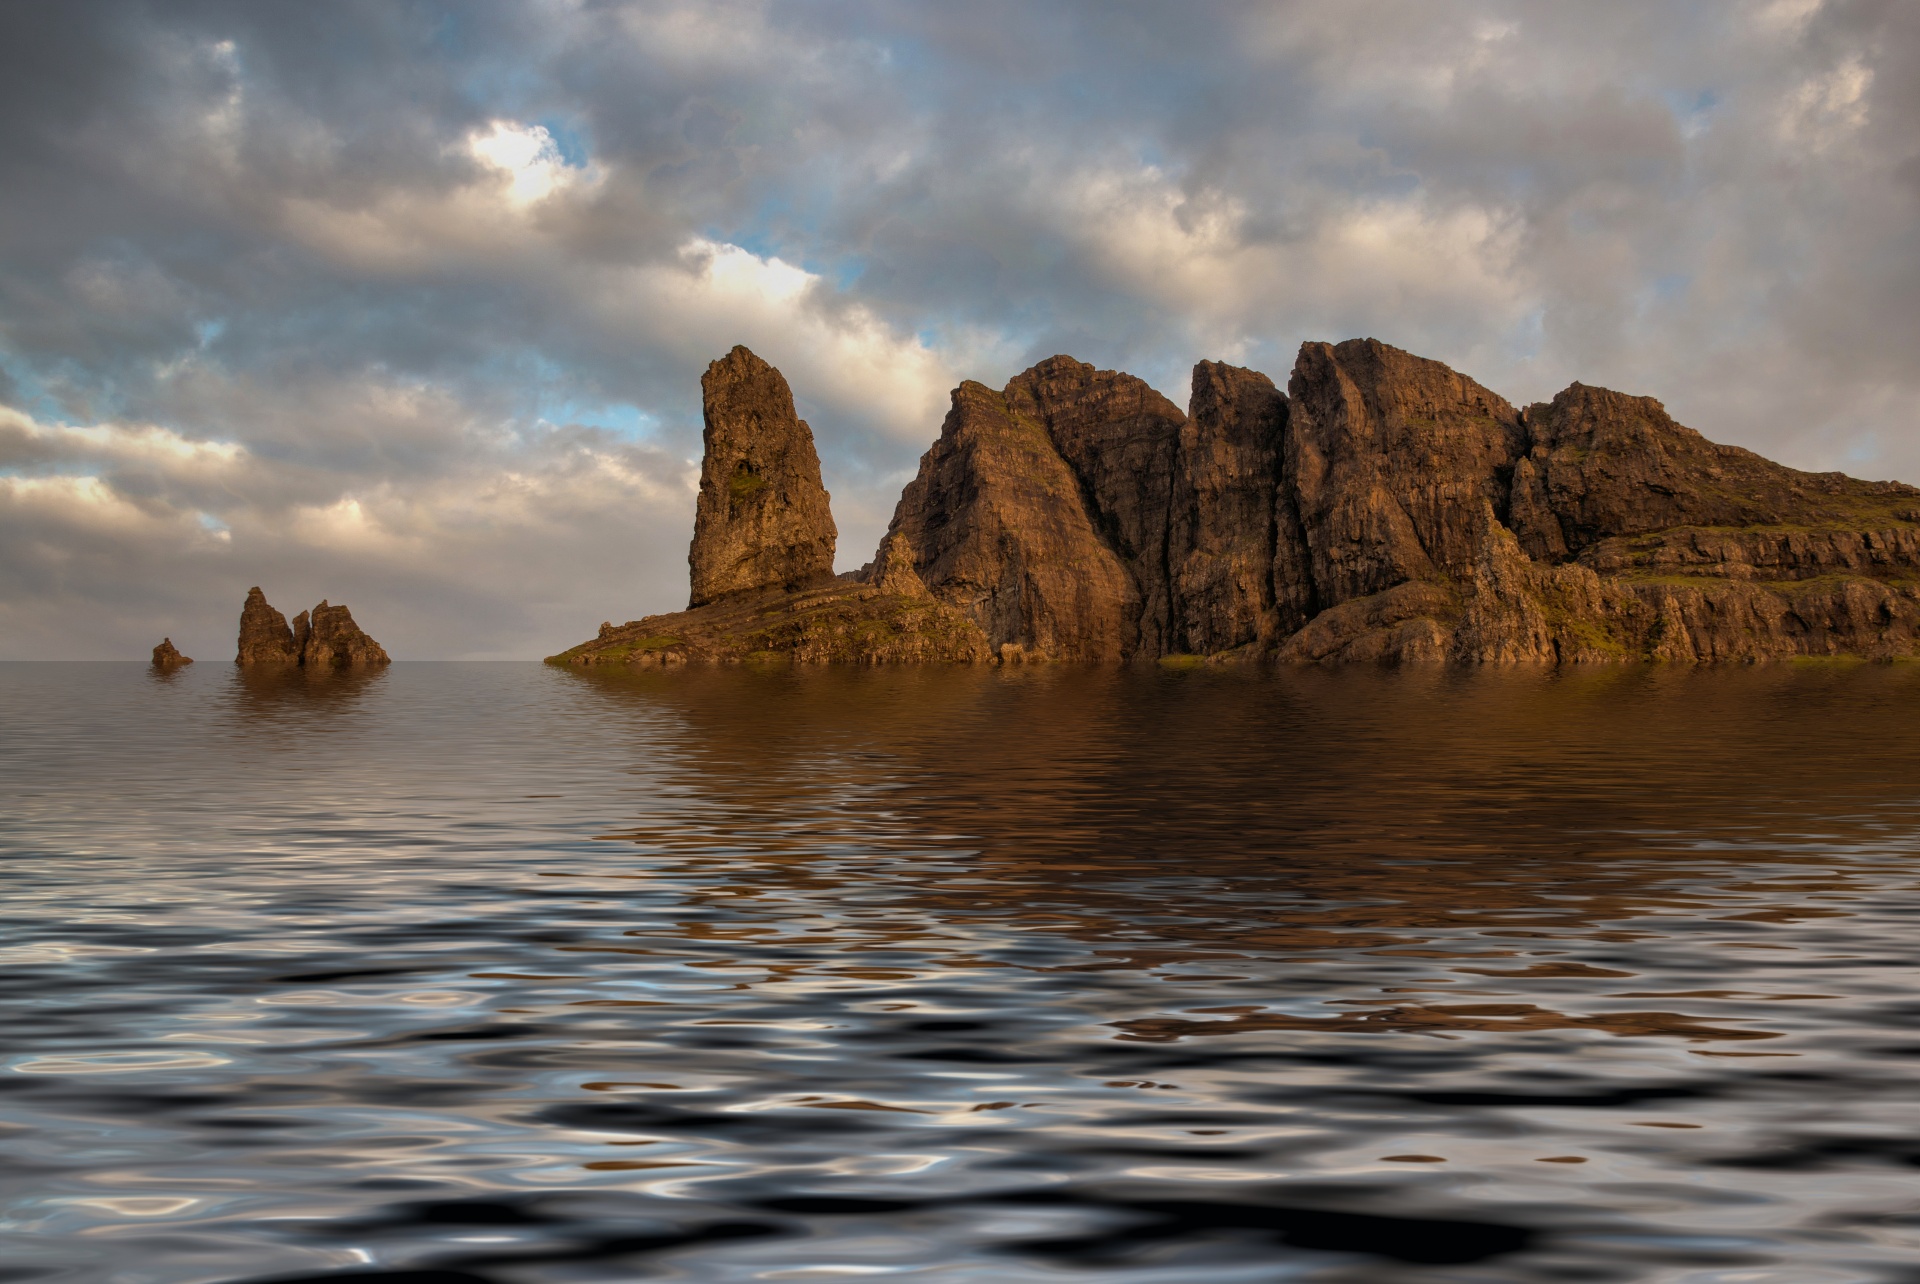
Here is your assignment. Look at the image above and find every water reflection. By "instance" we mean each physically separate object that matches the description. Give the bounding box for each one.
[2,661,1919,1282]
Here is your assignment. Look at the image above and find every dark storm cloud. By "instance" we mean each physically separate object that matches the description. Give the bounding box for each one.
[1,1,1915,656]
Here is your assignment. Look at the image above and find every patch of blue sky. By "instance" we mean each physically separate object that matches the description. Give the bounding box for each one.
[0,352,82,426]
[1662,87,1720,139]
[531,116,592,168]
[537,398,653,440]
[197,512,230,533]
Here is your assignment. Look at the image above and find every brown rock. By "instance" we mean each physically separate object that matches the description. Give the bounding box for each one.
[688,346,837,607]
[301,600,390,667]
[1287,338,1526,607]
[235,587,300,664]
[151,637,192,667]
[883,378,1136,660]
[1169,361,1299,653]
[1004,356,1187,653]
[559,337,1920,668]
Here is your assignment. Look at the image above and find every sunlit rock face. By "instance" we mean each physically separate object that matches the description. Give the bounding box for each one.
[151,638,191,667]
[687,346,838,609]
[236,587,300,665]
[884,377,1137,661]
[302,601,390,667]
[235,588,389,666]
[557,341,1920,667]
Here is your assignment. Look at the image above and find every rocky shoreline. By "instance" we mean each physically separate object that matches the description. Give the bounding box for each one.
[553,340,1920,666]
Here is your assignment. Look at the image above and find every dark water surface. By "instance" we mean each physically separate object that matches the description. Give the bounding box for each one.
[5,661,1920,1283]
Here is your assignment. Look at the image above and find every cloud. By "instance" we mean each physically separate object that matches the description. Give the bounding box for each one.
[1,0,1917,656]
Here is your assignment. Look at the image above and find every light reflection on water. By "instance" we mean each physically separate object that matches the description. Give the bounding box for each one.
[4,660,1920,1282]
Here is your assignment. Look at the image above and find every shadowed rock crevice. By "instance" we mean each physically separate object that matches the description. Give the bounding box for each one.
[555,340,1920,667]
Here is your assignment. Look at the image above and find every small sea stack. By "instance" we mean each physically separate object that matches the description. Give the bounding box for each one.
[151,638,192,667]
[235,588,389,667]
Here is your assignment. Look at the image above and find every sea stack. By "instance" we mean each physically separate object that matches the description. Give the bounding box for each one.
[235,587,300,664]
[301,600,390,666]
[151,638,192,667]
[235,588,389,666]
[687,346,838,607]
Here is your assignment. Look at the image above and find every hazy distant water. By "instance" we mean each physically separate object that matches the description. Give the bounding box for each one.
[5,660,1920,1284]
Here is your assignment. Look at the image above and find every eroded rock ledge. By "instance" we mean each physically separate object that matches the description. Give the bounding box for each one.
[553,341,1920,666]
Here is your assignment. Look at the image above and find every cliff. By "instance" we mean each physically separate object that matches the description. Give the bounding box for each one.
[552,340,1920,666]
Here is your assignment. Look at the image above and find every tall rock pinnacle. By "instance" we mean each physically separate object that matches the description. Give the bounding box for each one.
[688,346,838,608]
[235,587,299,664]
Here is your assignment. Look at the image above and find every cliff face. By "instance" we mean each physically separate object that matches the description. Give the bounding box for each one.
[688,346,838,608]
[885,378,1137,660]
[554,341,1920,667]
[236,590,389,666]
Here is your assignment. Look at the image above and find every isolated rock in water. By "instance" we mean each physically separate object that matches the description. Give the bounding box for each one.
[1004,356,1187,654]
[301,600,390,667]
[885,377,1136,660]
[1169,361,1299,653]
[151,638,192,667]
[688,346,838,607]
[235,587,300,664]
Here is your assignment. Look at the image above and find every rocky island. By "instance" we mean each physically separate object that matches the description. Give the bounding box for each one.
[552,340,1920,666]
[237,587,389,666]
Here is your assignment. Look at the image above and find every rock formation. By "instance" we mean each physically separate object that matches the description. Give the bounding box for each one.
[236,587,300,664]
[302,601,390,667]
[235,589,389,666]
[688,346,838,607]
[554,341,1920,667]
[151,638,192,667]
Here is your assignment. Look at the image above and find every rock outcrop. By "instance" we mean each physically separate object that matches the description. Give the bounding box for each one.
[883,377,1137,660]
[302,601,390,667]
[688,346,838,607]
[151,638,192,667]
[236,589,389,666]
[555,341,1920,667]
[236,587,300,664]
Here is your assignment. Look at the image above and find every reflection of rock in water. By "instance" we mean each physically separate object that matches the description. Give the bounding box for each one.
[556,662,1920,1028]
[227,661,388,731]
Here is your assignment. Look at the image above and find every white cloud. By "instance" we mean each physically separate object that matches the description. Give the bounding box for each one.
[467,120,574,206]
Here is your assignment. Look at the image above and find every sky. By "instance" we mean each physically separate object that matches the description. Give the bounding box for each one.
[2,0,1916,659]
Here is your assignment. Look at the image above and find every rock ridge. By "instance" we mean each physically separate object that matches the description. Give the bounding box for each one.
[236,588,389,666]
[553,341,1920,666]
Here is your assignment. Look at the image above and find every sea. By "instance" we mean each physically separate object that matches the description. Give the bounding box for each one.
[4,660,1920,1283]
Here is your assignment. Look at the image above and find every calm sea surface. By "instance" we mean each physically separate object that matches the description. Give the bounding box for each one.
[5,661,1920,1283]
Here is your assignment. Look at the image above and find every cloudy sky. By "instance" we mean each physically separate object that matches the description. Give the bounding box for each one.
[2,1,1915,658]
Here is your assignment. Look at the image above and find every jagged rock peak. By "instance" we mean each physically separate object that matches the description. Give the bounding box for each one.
[303,600,390,667]
[688,346,838,608]
[151,638,192,667]
[235,587,299,664]
[235,588,389,666]
[1286,337,1525,608]
[881,374,1137,660]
